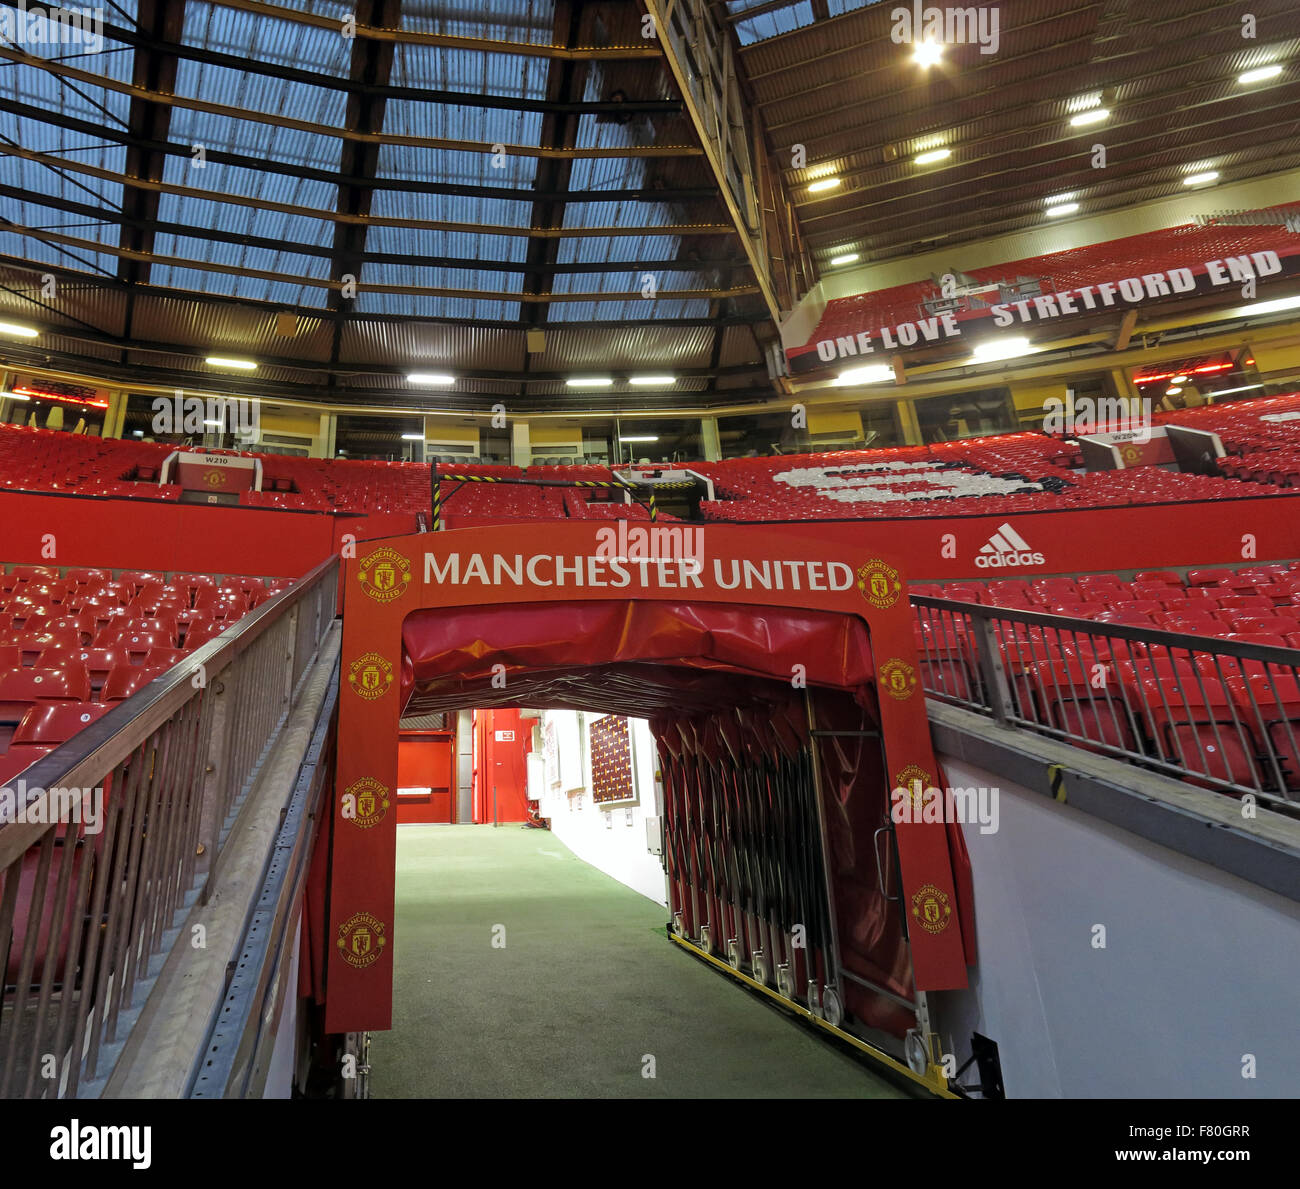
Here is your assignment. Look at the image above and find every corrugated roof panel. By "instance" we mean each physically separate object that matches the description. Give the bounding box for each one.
[377,141,537,191]
[152,192,335,249]
[0,108,126,208]
[159,153,338,209]
[547,295,712,323]
[3,50,134,119]
[728,0,817,47]
[352,288,521,322]
[369,185,535,232]
[182,0,354,77]
[541,325,713,369]
[130,294,335,360]
[361,259,523,295]
[339,319,525,369]
[390,42,551,101]
[148,261,325,307]
[560,198,675,231]
[367,223,526,264]
[151,230,332,278]
[0,230,118,279]
[168,70,345,154]
[556,233,684,266]
[382,95,544,159]
[400,0,556,44]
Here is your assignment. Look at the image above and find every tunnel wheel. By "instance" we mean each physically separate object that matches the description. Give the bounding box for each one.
[807,980,822,1018]
[672,913,684,938]
[776,964,794,1000]
[905,1030,929,1076]
[699,924,713,954]
[727,938,742,970]
[821,986,844,1028]
[752,950,769,986]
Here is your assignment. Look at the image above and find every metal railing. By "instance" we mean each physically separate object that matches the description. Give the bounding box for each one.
[912,594,1300,816]
[0,556,338,1098]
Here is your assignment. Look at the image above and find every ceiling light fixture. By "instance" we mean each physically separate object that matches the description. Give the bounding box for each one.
[829,252,860,266]
[1238,64,1283,84]
[833,365,894,386]
[629,375,675,385]
[972,337,1031,362]
[0,321,39,338]
[1045,203,1079,218]
[406,373,454,385]
[619,435,659,442]
[912,40,944,67]
[566,377,614,387]
[914,148,951,165]
[1069,108,1110,127]
[1183,170,1219,186]
[205,356,257,370]
[401,433,424,441]
[808,177,841,193]
[1238,295,1300,317]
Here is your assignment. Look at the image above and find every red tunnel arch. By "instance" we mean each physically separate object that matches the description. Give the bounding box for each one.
[324,522,972,1033]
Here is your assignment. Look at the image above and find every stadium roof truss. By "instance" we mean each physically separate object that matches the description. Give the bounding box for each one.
[0,0,787,411]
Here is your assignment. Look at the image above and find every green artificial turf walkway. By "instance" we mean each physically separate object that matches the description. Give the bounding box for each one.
[368,824,910,1099]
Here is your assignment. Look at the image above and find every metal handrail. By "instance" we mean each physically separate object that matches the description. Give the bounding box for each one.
[911,593,1300,815]
[0,554,339,1097]
[0,555,338,869]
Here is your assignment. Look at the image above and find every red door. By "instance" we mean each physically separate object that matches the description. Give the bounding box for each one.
[396,723,456,824]
[472,708,532,823]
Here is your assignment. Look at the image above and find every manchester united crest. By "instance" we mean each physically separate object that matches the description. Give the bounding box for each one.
[910,883,953,935]
[348,651,394,700]
[337,911,387,968]
[357,546,411,604]
[857,559,902,609]
[343,776,390,829]
[879,658,918,701]
[894,763,932,809]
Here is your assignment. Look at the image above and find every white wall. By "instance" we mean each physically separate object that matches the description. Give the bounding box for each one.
[934,755,1300,1099]
[530,710,668,906]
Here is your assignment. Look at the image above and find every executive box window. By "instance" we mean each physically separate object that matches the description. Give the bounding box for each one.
[915,387,1015,442]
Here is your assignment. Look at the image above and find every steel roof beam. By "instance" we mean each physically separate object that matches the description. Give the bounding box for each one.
[0,143,737,236]
[203,0,665,59]
[116,0,184,295]
[0,96,716,202]
[0,43,701,158]
[0,186,746,272]
[326,0,398,396]
[0,256,771,328]
[2,30,682,115]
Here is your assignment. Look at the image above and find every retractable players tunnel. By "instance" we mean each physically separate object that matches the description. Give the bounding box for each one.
[320,523,975,1087]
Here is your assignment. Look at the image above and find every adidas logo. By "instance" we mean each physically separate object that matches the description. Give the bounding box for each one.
[974,522,1046,569]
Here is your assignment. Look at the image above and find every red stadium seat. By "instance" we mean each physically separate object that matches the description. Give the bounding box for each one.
[12,701,111,745]
[101,664,166,701]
